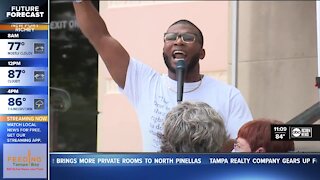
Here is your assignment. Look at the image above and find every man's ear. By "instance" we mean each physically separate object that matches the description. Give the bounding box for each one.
[255,147,266,153]
[200,49,205,59]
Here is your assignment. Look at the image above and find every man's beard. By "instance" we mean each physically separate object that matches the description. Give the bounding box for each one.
[163,52,200,74]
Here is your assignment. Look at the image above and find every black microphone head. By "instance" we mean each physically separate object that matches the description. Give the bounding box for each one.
[176,58,185,102]
[176,59,185,69]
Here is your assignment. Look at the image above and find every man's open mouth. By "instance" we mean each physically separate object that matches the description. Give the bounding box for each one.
[173,50,186,59]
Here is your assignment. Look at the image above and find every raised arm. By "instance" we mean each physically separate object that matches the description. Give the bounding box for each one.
[73,1,129,88]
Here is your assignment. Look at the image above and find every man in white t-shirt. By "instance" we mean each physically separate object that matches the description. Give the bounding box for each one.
[73,1,253,152]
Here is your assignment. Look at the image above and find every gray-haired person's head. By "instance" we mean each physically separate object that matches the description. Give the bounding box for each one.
[159,101,228,153]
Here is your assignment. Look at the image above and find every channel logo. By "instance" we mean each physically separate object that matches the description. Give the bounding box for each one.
[290,127,312,139]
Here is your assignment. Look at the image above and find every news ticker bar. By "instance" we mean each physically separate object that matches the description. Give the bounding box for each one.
[50,153,320,180]
[271,124,320,141]
[50,153,319,167]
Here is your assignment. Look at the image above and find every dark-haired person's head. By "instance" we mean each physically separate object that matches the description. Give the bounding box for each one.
[163,19,205,74]
[159,101,228,153]
[234,119,295,153]
[168,19,204,47]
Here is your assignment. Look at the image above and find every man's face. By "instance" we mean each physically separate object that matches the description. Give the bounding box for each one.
[163,23,204,73]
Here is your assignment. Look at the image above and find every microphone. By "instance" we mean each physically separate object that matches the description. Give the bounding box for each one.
[176,59,185,103]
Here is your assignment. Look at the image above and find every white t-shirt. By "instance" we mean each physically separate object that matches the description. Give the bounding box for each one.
[121,58,253,152]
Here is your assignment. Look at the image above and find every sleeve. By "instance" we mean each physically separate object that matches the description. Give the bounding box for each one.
[119,58,157,106]
[226,90,253,139]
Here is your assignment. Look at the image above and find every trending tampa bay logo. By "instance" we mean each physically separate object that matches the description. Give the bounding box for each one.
[7,149,42,167]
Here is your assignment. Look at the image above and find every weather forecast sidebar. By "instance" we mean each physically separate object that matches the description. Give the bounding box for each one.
[0,0,49,179]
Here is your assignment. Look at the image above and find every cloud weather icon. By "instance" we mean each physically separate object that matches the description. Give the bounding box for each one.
[34,99,45,110]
